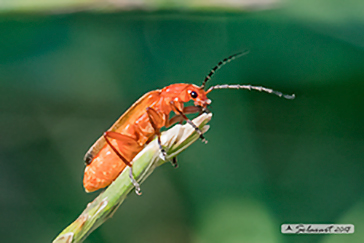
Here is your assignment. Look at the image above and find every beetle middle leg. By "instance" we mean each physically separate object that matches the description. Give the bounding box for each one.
[169,102,207,143]
[146,107,169,162]
[146,107,179,168]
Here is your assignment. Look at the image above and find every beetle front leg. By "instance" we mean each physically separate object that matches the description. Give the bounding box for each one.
[166,106,204,127]
[169,102,208,143]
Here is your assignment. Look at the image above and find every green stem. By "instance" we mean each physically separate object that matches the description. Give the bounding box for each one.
[53,113,212,243]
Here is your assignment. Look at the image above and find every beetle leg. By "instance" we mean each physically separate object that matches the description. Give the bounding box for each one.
[129,167,141,195]
[103,132,132,166]
[171,157,178,168]
[165,106,203,168]
[157,135,167,161]
[103,132,142,195]
[170,102,208,143]
[145,107,167,161]
[166,115,184,127]
[167,106,204,127]
[183,106,204,114]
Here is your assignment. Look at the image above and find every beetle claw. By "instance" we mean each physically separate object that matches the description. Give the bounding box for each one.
[134,187,142,195]
[170,157,178,168]
[159,149,167,161]
[200,134,208,144]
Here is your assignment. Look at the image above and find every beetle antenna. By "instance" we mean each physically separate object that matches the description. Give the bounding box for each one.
[201,50,249,90]
[206,84,295,99]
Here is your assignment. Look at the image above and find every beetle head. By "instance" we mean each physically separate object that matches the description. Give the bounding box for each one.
[162,83,211,108]
[186,84,211,108]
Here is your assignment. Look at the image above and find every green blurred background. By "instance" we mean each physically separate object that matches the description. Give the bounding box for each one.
[1,0,364,242]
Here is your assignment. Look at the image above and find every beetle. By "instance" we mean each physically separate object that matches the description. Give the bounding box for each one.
[83,51,294,194]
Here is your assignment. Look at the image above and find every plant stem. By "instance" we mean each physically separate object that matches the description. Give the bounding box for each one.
[53,113,212,243]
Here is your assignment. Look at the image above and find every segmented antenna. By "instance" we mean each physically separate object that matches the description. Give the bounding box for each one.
[206,84,295,99]
[201,50,249,89]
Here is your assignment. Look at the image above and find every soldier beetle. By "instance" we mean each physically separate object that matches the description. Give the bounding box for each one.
[83,51,295,194]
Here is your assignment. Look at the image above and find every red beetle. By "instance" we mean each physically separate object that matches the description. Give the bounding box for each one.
[83,51,294,193]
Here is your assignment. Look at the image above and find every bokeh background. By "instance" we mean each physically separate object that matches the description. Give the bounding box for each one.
[1,0,364,242]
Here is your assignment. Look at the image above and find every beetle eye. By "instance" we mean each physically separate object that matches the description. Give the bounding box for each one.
[190,91,198,99]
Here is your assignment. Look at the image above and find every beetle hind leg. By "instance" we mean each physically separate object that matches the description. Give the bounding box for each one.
[103,131,142,195]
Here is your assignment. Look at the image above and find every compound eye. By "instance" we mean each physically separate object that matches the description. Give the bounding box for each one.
[190,91,198,99]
